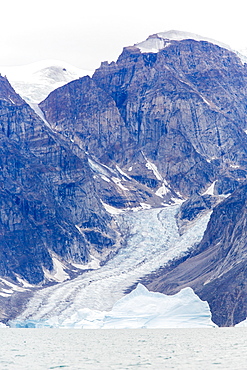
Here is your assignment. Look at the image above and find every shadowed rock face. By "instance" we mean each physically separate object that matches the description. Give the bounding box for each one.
[40,39,247,197]
[0,76,164,287]
[0,77,118,285]
[37,39,247,325]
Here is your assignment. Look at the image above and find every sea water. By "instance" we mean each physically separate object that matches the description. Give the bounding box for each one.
[0,328,247,369]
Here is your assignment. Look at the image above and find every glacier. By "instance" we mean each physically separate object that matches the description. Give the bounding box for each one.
[0,60,92,103]
[9,284,216,328]
[9,205,212,327]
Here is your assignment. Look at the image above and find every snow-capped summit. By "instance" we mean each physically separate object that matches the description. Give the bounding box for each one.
[0,60,92,103]
[135,30,232,54]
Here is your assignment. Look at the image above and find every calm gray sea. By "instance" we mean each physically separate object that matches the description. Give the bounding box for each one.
[0,328,246,369]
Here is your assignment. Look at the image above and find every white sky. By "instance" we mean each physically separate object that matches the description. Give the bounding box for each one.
[1,0,247,70]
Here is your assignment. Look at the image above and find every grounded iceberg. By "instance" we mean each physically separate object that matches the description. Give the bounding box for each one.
[9,284,216,328]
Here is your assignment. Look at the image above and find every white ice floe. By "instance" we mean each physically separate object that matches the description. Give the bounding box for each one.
[15,205,212,325]
[9,284,216,328]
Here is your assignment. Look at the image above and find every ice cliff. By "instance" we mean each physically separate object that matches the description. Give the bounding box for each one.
[9,284,216,328]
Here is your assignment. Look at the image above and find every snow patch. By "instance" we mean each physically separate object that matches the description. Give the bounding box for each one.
[100,175,111,183]
[202,181,216,196]
[0,322,8,328]
[142,152,162,181]
[155,181,170,197]
[170,197,184,205]
[116,165,132,180]
[112,177,129,191]
[0,278,26,292]
[72,256,101,271]
[88,158,110,177]
[0,292,11,298]
[101,200,123,215]
[235,318,247,327]
[43,257,70,283]
[140,203,151,210]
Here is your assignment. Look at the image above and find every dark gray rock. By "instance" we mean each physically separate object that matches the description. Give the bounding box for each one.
[3,36,247,326]
[0,77,119,285]
[40,39,247,197]
[146,183,247,326]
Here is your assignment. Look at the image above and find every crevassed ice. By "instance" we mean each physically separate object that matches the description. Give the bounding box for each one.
[15,205,211,324]
[10,284,216,328]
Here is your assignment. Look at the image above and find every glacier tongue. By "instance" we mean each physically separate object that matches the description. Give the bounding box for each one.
[10,284,216,328]
[15,205,212,325]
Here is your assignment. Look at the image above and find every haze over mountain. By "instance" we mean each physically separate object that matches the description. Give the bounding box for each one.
[1,31,247,327]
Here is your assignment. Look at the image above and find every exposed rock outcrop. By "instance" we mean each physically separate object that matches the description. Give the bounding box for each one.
[2,33,247,326]
[145,183,247,326]
[0,77,118,286]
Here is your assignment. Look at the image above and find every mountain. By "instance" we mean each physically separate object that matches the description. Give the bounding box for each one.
[145,183,247,326]
[38,32,247,201]
[1,31,247,326]
[0,60,92,103]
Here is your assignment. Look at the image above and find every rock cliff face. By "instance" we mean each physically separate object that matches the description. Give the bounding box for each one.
[0,77,119,287]
[36,36,247,325]
[40,39,247,198]
[2,33,247,326]
[145,183,247,326]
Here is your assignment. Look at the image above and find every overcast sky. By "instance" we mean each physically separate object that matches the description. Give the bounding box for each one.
[1,0,247,71]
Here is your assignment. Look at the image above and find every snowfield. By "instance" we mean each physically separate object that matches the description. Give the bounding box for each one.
[0,60,92,103]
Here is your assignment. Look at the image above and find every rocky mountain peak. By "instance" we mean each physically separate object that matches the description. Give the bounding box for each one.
[1,32,247,326]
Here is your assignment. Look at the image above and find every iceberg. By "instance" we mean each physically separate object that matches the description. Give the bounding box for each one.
[0,322,8,328]
[9,284,216,328]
